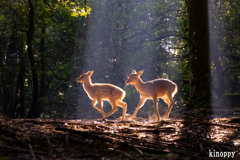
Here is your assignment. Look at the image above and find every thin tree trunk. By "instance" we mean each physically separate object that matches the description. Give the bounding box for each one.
[36,27,46,117]
[26,0,38,118]
[209,6,225,99]
[40,27,45,98]
[0,35,5,113]
[211,50,225,99]
[5,31,18,117]
[13,36,26,118]
[19,40,26,118]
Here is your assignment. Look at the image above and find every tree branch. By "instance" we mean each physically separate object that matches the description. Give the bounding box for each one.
[35,61,70,81]
[82,35,108,83]
[122,30,185,51]
[0,23,27,33]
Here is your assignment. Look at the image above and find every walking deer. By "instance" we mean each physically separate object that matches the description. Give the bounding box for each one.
[126,70,178,121]
[76,71,127,120]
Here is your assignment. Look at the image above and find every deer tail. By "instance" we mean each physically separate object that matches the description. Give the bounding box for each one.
[172,84,178,98]
[121,90,126,100]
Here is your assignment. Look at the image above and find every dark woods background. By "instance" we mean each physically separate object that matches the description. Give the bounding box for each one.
[0,0,239,119]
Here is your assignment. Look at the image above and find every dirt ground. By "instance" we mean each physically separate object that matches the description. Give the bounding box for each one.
[0,114,240,160]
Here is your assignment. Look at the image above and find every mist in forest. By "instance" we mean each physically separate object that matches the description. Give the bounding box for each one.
[73,0,184,118]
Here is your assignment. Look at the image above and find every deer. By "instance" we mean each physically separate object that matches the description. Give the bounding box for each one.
[76,71,127,120]
[125,70,178,121]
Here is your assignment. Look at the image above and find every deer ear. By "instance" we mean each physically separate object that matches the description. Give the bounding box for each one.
[137,70,143,76]
[132,70,136,74]
[89,71,94,76]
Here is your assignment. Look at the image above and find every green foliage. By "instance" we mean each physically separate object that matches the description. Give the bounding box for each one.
[1,0,239,118]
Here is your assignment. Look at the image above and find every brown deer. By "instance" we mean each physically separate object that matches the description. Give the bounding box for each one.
[76,71,127,120]
[125,70,178,121]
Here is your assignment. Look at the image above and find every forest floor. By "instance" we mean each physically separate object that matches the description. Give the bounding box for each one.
[0,113,240,160]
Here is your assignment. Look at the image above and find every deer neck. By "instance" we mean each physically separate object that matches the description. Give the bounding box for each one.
[82,79,93,93]
[134,78,145,91]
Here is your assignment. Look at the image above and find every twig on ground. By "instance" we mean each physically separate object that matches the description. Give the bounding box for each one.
[44,134,53,156]
[29,144,36,160]
[65,131,69,155]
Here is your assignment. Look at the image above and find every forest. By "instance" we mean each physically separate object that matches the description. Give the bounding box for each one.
[0,0,240,159]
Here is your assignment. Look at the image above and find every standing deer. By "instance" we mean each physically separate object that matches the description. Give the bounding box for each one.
[125,70,178,121]
[76,71,127,120]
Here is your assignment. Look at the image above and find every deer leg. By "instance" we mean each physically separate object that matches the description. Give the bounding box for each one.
[131,97,147,120]
[103,100,118,120]
[164,94,174,120]
[97,99,105,118]
[91,99,102,113]
[117,101,127,120]
[153,97,161,121]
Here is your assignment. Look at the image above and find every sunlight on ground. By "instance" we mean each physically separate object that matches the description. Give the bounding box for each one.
[56,117,240,149]
[10,115,239,158]
[209,119,240,147]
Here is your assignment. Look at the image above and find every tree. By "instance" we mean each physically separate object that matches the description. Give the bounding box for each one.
[0,0,92,118]
[26,0,39,118]
[186,0,211,108]
[4,31,18,116]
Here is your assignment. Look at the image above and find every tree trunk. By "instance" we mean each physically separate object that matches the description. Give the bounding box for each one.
[26,0,39,118]
[14,36,26,118]
[187,0,211,108]
[209,4,225,99]
[36,27,46,117]
[40,27,45,98]
[211,47,225,99]
[5,31,18,117]
[0,35,5,113]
